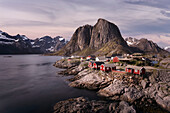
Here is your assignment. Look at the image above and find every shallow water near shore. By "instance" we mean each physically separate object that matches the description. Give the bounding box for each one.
[0,55,99,113]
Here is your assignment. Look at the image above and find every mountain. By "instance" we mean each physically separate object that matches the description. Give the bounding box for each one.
[164,46,170,52]
[55,18,131,56]
[125,37,169,55]
[0,30,67,54]
[31,36,67,53]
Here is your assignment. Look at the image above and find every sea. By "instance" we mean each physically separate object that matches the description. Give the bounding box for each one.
[0,55,99,113]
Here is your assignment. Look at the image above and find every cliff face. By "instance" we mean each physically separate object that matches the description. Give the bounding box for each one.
[90,19,127,49]
[57,25,93,56]
[56,18,131,56]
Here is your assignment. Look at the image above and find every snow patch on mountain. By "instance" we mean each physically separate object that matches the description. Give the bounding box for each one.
[125,37,140,46]
[164,46,170,52]
[126,41,133,45]
[164,46,170,50]
[21,35,28,40]
[0,41,14,45]
[59,37,64,41]
[0,34,15,41]
[46,46,54,52]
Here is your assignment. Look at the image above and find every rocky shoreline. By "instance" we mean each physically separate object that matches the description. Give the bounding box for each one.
[53,59,170,113]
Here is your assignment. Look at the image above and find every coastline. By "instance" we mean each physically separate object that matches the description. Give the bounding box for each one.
[53,58,170,113]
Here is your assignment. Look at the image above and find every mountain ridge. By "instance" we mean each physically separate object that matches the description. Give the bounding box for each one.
[0,30,67,54]
[125,37,169,55]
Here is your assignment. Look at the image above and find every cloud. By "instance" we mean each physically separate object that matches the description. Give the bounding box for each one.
[124,0,170,9]
[0,0,169,47]
[161,10,170,17]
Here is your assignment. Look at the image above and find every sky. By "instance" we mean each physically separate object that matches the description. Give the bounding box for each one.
[0,0,170,47]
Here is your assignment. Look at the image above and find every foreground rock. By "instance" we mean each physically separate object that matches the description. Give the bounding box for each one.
[53,97,136,113]
[54,59,170,112]
[98,79,144,103]
[69,69,113,90]
[144,70,170,111]
[159,58,170,69]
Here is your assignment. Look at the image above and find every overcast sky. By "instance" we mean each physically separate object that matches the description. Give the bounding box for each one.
[0,0,170,47]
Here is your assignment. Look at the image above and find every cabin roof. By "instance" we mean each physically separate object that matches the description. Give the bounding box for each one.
[126,65,145,70]
[96,56,106,60]
[119,58,133,61]
[102,64,116,67]
[87,55,96,57]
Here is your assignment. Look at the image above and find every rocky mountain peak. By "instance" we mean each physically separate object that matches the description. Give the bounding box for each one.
[55,18,131,56]
[90,18,127,49]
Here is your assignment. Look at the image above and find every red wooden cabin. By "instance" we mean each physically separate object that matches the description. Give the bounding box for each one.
[113,57,119,63]
[93,62,104,70]
[67,59,71,61]
[81,57,86,60]
[88,61,94,68]
[86,55,95,60]
[133,67,146,75]
[125,68,134,74]
[126,66,146,75]
[100,64,116,72]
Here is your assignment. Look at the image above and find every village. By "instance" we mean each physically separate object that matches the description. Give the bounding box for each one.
[64,53,164,77]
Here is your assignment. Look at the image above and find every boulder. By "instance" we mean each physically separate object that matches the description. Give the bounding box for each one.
[98,79,128,97]
[69,70,112,90]
[117,101,136,113]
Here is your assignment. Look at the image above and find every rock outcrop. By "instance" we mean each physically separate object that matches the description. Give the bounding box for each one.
[159,58,170,69]
[69,69,112,90]
[144,70,170,111]
[56,25,93,56]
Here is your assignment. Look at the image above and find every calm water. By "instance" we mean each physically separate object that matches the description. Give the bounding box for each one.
[0,55,99,113]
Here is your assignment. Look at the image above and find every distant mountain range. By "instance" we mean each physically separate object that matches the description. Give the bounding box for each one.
[55,18,169,56]
[0,30,67,54]
[125,37,168,54]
